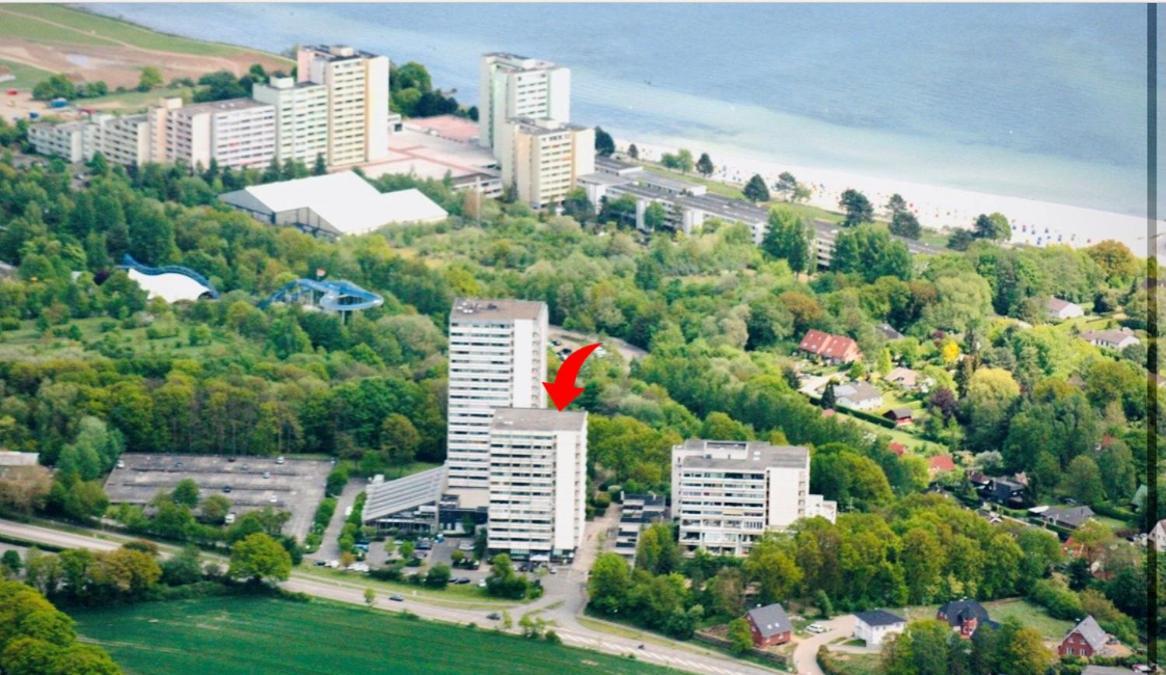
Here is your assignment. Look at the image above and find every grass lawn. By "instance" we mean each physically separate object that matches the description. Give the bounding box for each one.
[72,596,673,675]
[822,651,881,675]
[297,567,515,608]
[1,58,54,90]
[982,598,1073,641]
[83,86,194,113]
[0,5,287,61]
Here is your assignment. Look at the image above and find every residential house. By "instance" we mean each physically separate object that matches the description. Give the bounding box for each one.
[1080,327,1140,351]
[1148,518,1166,552]
[929,454,956,477]
[885,367,918,389]
[833,381,883,411]
[883,408,914,426]
[980,476,1028,507]
[937,599,992,638]
[745,603,792,648]
[798,329,863,364]
[876,323,905,340]
[1058,616,1111,658]
[888,442,907,457]
[853,610,906,647]
[1047,297,1085,321]
[1042,505,1096,530]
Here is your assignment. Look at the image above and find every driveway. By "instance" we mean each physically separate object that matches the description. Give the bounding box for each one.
[791,614,856,675]
[309,478,365,563]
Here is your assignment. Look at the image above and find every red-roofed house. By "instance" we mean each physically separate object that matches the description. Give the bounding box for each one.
[798,329,862,364]
[888,442,907,457]
[929,454,956,476]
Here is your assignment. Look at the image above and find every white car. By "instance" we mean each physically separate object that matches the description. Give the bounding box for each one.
[806,623,826,634]
[224,513,236,525]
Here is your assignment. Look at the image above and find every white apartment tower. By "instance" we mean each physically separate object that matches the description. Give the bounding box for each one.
[497,117,595,209]
[488,407,587,560]
[479,53,570,152]
[252,76,329,166]
[148,97,275,169]
[446,298,548,494]
[671,440,837,557]
[297,45,390,167]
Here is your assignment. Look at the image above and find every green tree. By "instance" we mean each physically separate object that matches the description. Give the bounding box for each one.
[643,202,667,231]
[364,587,376,608]
[635,523,681,575]
[727,618,753,655]
[380,413,420,468]
[228,533,292,584]
[675,149,694,174]
[743,174,770,202]
[775,171,798,199]
[561,188,595,225]
[831,224,912,282]
[1062,454,1104,504]
[171,479,200,508]
[695,152,714,177]
[588,553,631,615]
[839,189,873,227]
[745,534,803,604]
[424,563,451,588]
[973,212,1011,240]
[313,153,327,176]
[137,67,163,92]
[761,208,813,273]
[890,211,922,239]
[594,127,615,157]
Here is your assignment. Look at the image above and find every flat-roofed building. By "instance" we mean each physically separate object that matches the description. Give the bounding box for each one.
[446,298,548,493]
[671,439,835,556]
[487,407,587,561]
[297,45,390,166]
[92,113,149,167]
[479,52,570,152]
[252,76,329,166]
[361,466,447,536]
[497,117,594,209]
[28,121,93,162]
[149,97,275,169]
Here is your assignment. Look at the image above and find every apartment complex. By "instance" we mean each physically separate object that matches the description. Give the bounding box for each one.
[479,53,570,152]
[671,440,836,556]
[28,121,92,162]
[487,407,587,560]
[446,298,549,494]
[297,45,390,166]
[149,97,275,169]
[252,76,329,165]
[497,117,595,209]
[29,114,150,166]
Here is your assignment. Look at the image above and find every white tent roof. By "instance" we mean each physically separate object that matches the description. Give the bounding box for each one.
[226,171,447,237]
[126,268,213,303]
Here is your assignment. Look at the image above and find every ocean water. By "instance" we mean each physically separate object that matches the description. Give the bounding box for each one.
[92,3,1153,216]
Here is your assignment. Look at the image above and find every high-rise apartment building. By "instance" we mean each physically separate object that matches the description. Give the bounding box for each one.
[671,440,837,557]
[252,76,329,166]
[446,298,548,494]
[148,97,275,169]
[479,53,570,152]
[297,45,390,166]
[487,407,587,560]
[496,117,594,209]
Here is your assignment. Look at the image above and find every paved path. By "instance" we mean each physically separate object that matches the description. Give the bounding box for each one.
[0,518,777,675]
[791,615,857,675]
[549,325,647,362]
[309,478,365,563]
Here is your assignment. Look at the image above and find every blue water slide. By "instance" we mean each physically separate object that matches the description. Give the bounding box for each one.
[119,254,220,299]
[261,278,384,312]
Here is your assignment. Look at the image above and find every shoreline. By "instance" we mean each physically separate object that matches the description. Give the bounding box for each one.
[619,134,1161,261]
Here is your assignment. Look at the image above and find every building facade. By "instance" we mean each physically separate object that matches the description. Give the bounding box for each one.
[497,117,594,209]
[297,45,390,167]
[29,121,92,162]
[479,53,570,152]
[252,76,329,166]
[149,97,276,169]
[92,113,150,167]
[487,407,587,561]
[671,440,836,556]
[446,298,549,493]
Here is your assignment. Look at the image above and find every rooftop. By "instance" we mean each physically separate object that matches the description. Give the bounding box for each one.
[450,298,546,322]
[508,116,589,135]
[1065,615,1109,651]
[362,466,447,523]
[492,407,587,432]
[746,603,791,639]
[405,115,481,144]
[302,44,380,61]
[855,610,906,627]
[176,97,270,115]
[677,439,809,470]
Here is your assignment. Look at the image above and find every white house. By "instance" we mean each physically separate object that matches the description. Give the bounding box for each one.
[1080,327,1140,351]
[1149,519,1166,552]
[854,610,907,647]
[833,381,883,411]
[1047,297,1084,321]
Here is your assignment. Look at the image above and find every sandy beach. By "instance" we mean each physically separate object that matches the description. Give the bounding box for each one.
[621,136,1162,261]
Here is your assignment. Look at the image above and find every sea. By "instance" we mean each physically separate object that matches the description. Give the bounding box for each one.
[91,3,1154,218]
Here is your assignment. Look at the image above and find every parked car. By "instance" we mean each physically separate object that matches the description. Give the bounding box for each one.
[487,612,501,621]
[452,577,471,585]
[389,594,404,602]
[806,623,826,634]
[116,459,125,469]
[478,580,487,588]
[222,485,232,493]
[314,560,327,567]
[268,496,278,504]
[276,456,285,465]
[224,513,236,525]
[263,471,271,479]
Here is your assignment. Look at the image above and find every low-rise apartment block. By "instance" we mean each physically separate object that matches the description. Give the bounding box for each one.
[671,439,836,556]
[29,121,93,162]
[487,407,587,561]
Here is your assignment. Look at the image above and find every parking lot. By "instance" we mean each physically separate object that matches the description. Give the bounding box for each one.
[103,454,333,541]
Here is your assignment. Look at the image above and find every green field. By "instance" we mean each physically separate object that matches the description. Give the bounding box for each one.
[0,58,53,90]
[73,596,674,675]
[0,4,286,60]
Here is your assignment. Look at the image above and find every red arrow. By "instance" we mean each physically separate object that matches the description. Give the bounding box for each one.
[543,342,601,411]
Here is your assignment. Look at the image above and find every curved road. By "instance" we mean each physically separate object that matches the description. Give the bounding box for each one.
[0,518,776,675]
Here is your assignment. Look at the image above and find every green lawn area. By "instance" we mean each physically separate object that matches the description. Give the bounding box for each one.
[84,86,194,113]
[297,566,515,608]
[0,5,287,61]
[1,58,54,90]
[821,651,881,675]
[982,598,1073,641]
[72,596,673,675]
[0,317,252,363]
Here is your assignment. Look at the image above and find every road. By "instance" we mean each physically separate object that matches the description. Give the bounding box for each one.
[0,518,777,675]
[791,614,857,675]
[308,478,365,563]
